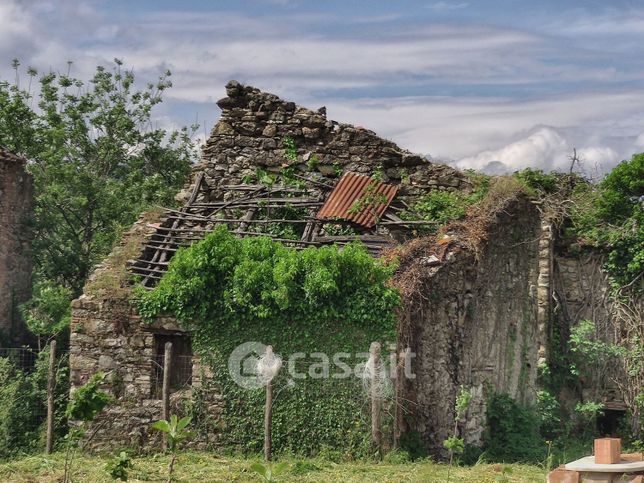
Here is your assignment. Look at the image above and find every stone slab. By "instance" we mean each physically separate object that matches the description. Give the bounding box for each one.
[566,456,644,473]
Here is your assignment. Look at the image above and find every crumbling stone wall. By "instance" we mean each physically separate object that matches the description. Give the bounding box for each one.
[68,81,495,450]
[395,195,542,456]
[183,80,469,204]
[0,148,33,344]
[68,81,640,455]
[70,211,222,450]
[553,249,625,409]
[554,252,612,330]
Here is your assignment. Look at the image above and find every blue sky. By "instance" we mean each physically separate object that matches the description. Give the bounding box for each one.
[2,0,644,174]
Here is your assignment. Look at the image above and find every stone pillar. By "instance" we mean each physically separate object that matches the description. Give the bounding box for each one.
[0,148,33,344]
[536,220,553,365]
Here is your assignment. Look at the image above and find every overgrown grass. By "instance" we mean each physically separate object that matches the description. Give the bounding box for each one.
[84,207,164,299]
[0,451,546,482]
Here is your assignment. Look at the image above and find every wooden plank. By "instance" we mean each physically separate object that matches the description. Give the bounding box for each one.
[290,173,335,189]
[221,184,311,193]
[130,266,166,276]
[209,186,266,217]
[156,219,312,228]
[130,259,171,267]
[237,208,257,235]
[190,197,320,204]
[149,230,324,246]
[379,220,439,226]
[162,207,211,221]
[149,233,205,241]
[143,244,180,252]
[141,174,205,286]
[315,235,393,243]
[144,240,189,248]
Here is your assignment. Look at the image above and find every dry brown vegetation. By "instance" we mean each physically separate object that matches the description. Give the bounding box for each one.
[386,175,529,303]
[84,207,165,300]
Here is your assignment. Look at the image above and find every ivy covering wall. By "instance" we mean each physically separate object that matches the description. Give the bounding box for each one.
[136,226,400,456]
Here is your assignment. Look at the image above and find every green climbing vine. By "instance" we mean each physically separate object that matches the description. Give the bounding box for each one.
[135,226,400,457]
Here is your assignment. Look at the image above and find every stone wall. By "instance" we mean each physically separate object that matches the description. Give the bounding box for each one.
[553,248,623,408]
[70,211,222,450]
[394,194,542,457]
[182,80,470,204]
[0,148,33,344]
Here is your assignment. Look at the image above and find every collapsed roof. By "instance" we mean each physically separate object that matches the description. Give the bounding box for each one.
[128,81,471,287]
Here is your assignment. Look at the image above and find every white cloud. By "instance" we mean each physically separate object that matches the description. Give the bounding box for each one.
[0,1,35,60]
[2,1,644,175]
[451,129,618,175]
[429,2,469,12]
[635,132,644,148]
[454,127,569,172]
[87,24,541,102]
[576,146,619,166]
[324,90,644,165]
[552,10,644,37]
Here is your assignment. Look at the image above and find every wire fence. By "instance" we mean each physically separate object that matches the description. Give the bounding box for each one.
[0,346,40,370]
[150,353,194,399]
[0,344,70,456]
[0,342,404,455]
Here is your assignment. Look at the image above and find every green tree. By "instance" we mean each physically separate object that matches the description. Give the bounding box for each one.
[19,281,72,350]
[597,154,644,221]
[0,59,198,297]
[569,154,643,288]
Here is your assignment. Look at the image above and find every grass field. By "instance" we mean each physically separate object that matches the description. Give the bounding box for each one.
[0,452,546,482]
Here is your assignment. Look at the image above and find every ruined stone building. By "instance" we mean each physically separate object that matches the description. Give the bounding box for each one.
[70,81,624,455]
[0,148,33,344]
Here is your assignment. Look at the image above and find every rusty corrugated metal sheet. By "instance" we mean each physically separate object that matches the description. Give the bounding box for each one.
[316,172,398,228]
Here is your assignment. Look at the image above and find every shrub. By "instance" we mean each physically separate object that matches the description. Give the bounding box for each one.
[136,226,400,457]
[514,168,559,194]
[536,390,562,440]
[568,154,643,288]
[596,154,644,221]
[399,429,428,460]
[414,191,469,224]
[0,348,69,460]
[66,372,111,421]
[19,281,72,349]
[383,449,411,464]
[0,357,41,459]
[406,179,490,229]
[484,394,546,463]
[105,451,132,481]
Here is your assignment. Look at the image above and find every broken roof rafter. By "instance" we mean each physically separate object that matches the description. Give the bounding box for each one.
[130,171,442,288]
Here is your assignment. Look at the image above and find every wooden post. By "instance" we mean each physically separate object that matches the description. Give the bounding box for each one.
[370,342,382,453]
[45,340,57,454]
[264,380,273,461]
[162,342,173,451]
[393,347,405,450]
